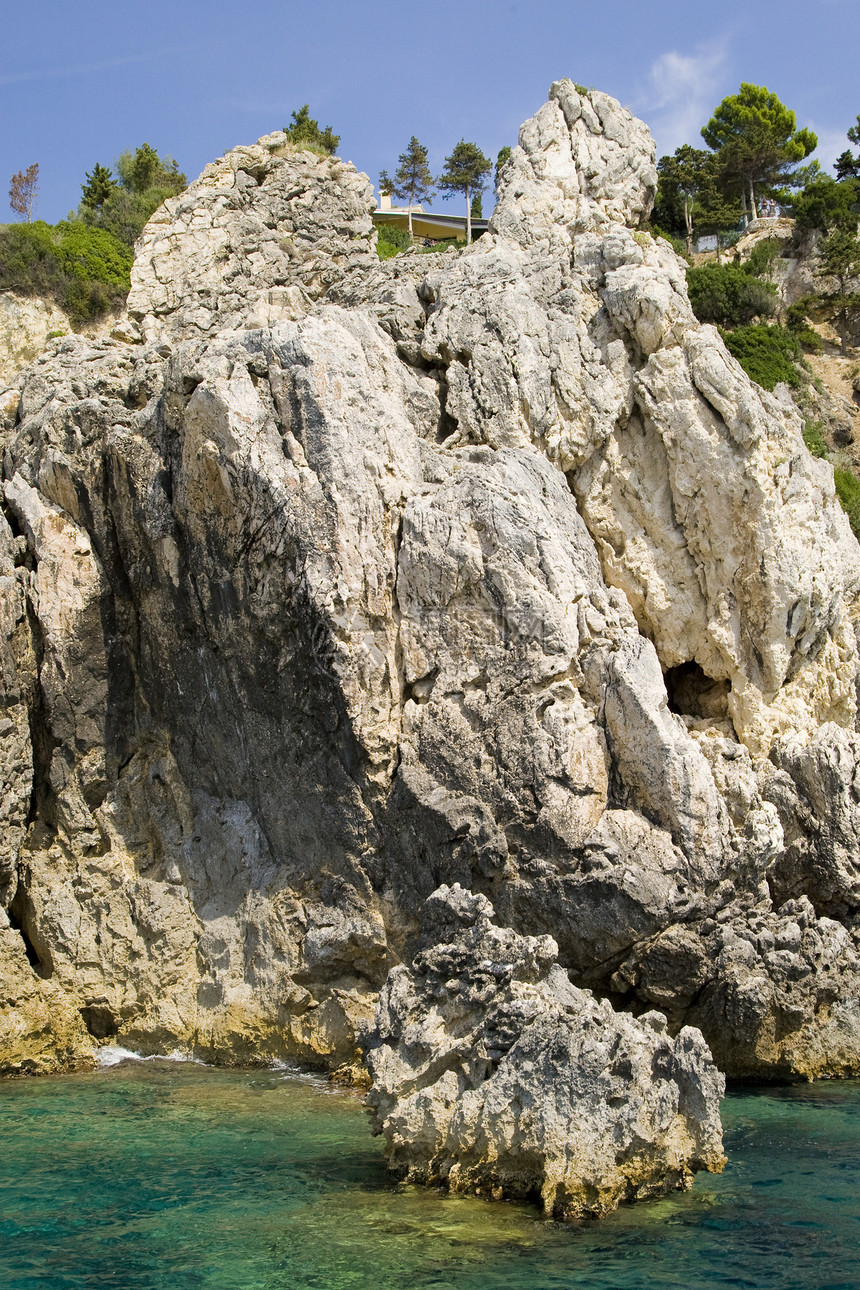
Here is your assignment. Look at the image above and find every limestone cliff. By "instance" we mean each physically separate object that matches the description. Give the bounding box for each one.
[1,83,859,1081]
[0,293,71,387]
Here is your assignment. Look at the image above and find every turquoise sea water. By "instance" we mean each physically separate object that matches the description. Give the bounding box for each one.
[0,1059,858,1290]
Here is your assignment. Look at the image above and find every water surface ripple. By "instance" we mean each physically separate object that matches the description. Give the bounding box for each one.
[1,1061,858,1289]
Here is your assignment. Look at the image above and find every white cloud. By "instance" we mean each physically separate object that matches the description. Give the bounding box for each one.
[636,43,728,157]
[0,49,183,89]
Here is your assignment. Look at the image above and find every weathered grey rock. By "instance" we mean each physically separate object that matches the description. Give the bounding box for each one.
[365,884,725,1219]
[0,293,71,386]
[128,133,376,343]
[0,81,859,1084]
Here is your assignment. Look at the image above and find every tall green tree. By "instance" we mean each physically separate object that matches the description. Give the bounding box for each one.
[78,144,186,247]
[812,228,860,354]
[392,137,435,238]
[834,115,860,180]
[701,83,817,221]
[438,140,491,245]
[284,105,340,155]
[653,147,740,257]
[80,163,116,211]
[655,146,712,254]
[792,175,859,234]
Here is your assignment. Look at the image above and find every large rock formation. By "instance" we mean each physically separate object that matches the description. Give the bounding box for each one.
[0,82,858,1085]
[365,884,725,1218]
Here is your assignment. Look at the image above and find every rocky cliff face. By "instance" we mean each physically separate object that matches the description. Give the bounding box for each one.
[1,82,859,1081]
[0,293,71,388]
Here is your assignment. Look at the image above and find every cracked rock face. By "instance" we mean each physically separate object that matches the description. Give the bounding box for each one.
[0,80,859,1082]
[364,884,725,1219]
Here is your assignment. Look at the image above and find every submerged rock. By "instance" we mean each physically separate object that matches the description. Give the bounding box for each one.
[365,884,725,1219]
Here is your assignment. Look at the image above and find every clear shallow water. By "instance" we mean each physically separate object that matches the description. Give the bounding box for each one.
[0,1061,858,1290]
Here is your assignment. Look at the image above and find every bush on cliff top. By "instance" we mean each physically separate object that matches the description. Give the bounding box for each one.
[0,220,132,327]
[687,262,778,327]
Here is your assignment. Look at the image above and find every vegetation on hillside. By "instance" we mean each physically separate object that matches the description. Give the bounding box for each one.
[283,106,340,156]
[1,143,184,327]
[77,143,187,248]
[0,219,132,327]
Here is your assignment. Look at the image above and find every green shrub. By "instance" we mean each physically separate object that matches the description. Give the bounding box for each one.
[375,223,411,259]
[743,236,781,279]
[419,237,462,254]
[834,466,860,539]
[785,300,824,352]
[802,419,829,457]
[687,263,778,326]
[721,323,802,390]
[0,219,132,327]
[54,221,132,289]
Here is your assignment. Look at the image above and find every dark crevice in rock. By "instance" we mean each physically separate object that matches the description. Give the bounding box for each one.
[79,1004,119,1039]
[22,594,59,831]
[7,893,45,973]
[663,661,730,722]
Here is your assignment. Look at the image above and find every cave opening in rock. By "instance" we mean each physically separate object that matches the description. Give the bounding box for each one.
[78,1005,120,1040]
[663,661,730,721]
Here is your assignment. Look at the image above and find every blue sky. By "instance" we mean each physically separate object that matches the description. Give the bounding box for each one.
[4,0,858,224]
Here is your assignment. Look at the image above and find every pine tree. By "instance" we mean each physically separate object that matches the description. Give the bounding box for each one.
[392,137,435,238]
[835,115,860,180]
[702,84,816,220]
[438,141,491,245]
[813,229,860,355]
[81,163,116,211]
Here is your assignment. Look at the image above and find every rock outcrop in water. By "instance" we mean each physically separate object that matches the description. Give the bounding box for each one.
[0,82,859,1093]
[365,884,725,1218]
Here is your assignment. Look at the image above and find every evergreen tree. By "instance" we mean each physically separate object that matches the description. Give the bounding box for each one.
[655,146,711,254]
[495,146,512,195]
[812,228,860,354]
[284,105,340,155]
[392,137,435,237]
[438,141,491,245]
[835,151,860,182]
[80,163,116,211]
[653,148,740,257]
[792,175,859,234]
[78,145,186,247]
[378,169,395,196]
[702,84,816,220]
[835,115,860,180]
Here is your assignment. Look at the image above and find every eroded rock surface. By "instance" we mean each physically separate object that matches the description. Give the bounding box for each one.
[365,884,725,1219]
[0,80,858,1082]
[0,293,70,386]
